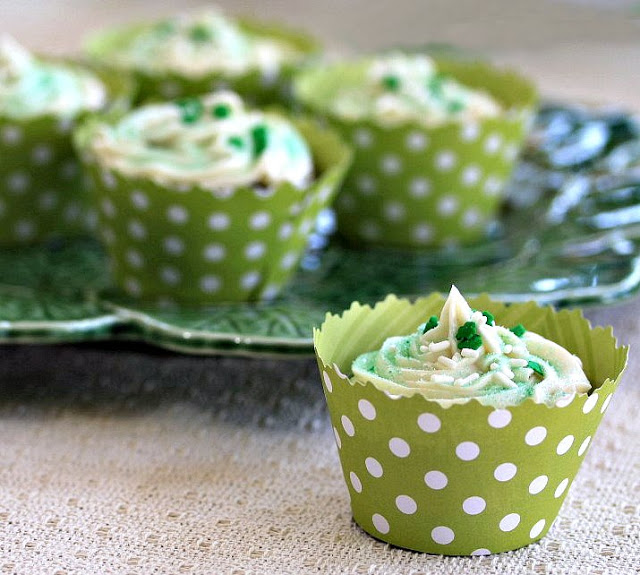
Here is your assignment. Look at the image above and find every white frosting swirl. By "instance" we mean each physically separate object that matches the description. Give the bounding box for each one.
[102,9,301,79]
[0,36,106,119]
[352,286,591,407]
[88,91,313,189]
[330,53,502,127]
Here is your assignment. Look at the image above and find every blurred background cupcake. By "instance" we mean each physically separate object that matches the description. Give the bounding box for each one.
[85,7,319,106]
[294,52,538,249]
[0,35,131,245]
[74,91,351,304]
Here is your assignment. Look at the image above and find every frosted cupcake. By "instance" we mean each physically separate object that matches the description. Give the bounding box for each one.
[0,36,130,244]
[75,91,351,303]
[294,52,537,248]
[314,286,627,554]
[85,7,318,105]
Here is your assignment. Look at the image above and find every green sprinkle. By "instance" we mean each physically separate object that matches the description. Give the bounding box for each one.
[447,100,464,113]
[189,24,212,43]
[510,324,526,337]
[456,321,482,350]
[176,98,203,124]
[251,124,268,157]
[482,311,495,326]
[382,75,400,91]
[228,135,244,149]
[422,316,439,334]
[527,360,544,377]
[462,334,483,350]
[212,103,231,119]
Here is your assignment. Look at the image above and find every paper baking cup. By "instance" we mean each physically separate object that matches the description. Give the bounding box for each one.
[294,59,537,248]
[74,114,351,304]
[85,19,319,106]
[314,294,627,555]
[0,64,132,245]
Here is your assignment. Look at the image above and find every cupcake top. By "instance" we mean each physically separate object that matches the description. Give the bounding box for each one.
[352,286,591,407]
[92,8,304,79]
[86,91,314,189]
[326,53,502,128]
[0,36,106,119]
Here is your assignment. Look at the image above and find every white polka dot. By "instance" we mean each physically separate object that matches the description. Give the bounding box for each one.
[338,193,355,212]
[413,223,434,243]
[101,198,116,218]
[333,427,341,450]
[298,218,314,236]
[437,195,459,217]
[488,409,511,429]
[200,275,221,293]
[381,154,402,175]
[240,271,262,290]
[101,170,116,189]
[525,426,547,446]
[101,227,115,245]
[504,143,519,161]
[424,470,448,490]
[383,201,406,222]
[396,495,417,515]
[358,399,376,420]
[389,437,410,458]
[460,122,480,142]
[359,220,381,241]
[289,202,303,217]
[462,496,486,516]
[131,191,149,210]
[356,175,377,195]
[126,249,144,268]
[1,125,22,145]
[7,172,29,193]
[406,131,428,151]
[31,144,53,165]
[431,526,455,545]
[61,161,78,180]
[57,117,73,135]
[461,165,481,186]
[124,277,141,296]
[556,435,574,455]
[365,457,383,478]
[372,513,389,534]
[322,371,333,393]
[462,208,482,227]
[471,549,491,556]
[409,177,431,198]
[499,513,520,532]
[353,128,373,148]
[417,413,441,433]
[555,394,575,408]
[578,436,592,457]
[128,220,146,239]
[14,220,35,239]
[350,472,362,493]
[167,205,188,224]
[484,176,503,197]
[203,243,226,262]
[582,393,599,414]
[600,394,612,413]
[64,203,81,222]
[341,415,355,437]
[529,475,549,495]
[39,191,58,211]
[244,241,266,260]
[456,441,480,461]
[484,133,503,154]
[280,252,298,270]
[278,222,294,240]
[261,284,280,300]
[164,236,184,255]
[435,150,457,171]
[249,211,271,230]
[554,478,569,498]
[161,267,181,285]
[209,212,230,230]
[530,519,546,539]
[494,462,517,482]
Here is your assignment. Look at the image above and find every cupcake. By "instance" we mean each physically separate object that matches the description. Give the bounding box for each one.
[314,286,627,555]
[0,36,131,245]
[85,7,319,106]
[74,91,351,304]
[294,52,537,248]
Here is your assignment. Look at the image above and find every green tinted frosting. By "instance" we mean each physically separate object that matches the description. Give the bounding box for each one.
[352,286,591,407]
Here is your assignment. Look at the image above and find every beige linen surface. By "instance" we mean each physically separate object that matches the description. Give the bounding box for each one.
[2,1,640,573]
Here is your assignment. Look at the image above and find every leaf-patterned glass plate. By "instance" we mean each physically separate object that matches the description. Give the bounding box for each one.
[2,102,640,356]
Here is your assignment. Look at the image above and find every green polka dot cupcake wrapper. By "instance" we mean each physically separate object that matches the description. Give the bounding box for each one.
[314,294,627,555]
[74,115,351,304]
[86,19,319,106]
[0,65,133,245]
[294,59,537,248]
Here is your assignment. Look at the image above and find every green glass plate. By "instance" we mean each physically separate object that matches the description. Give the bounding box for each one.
[2,102,640,357]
